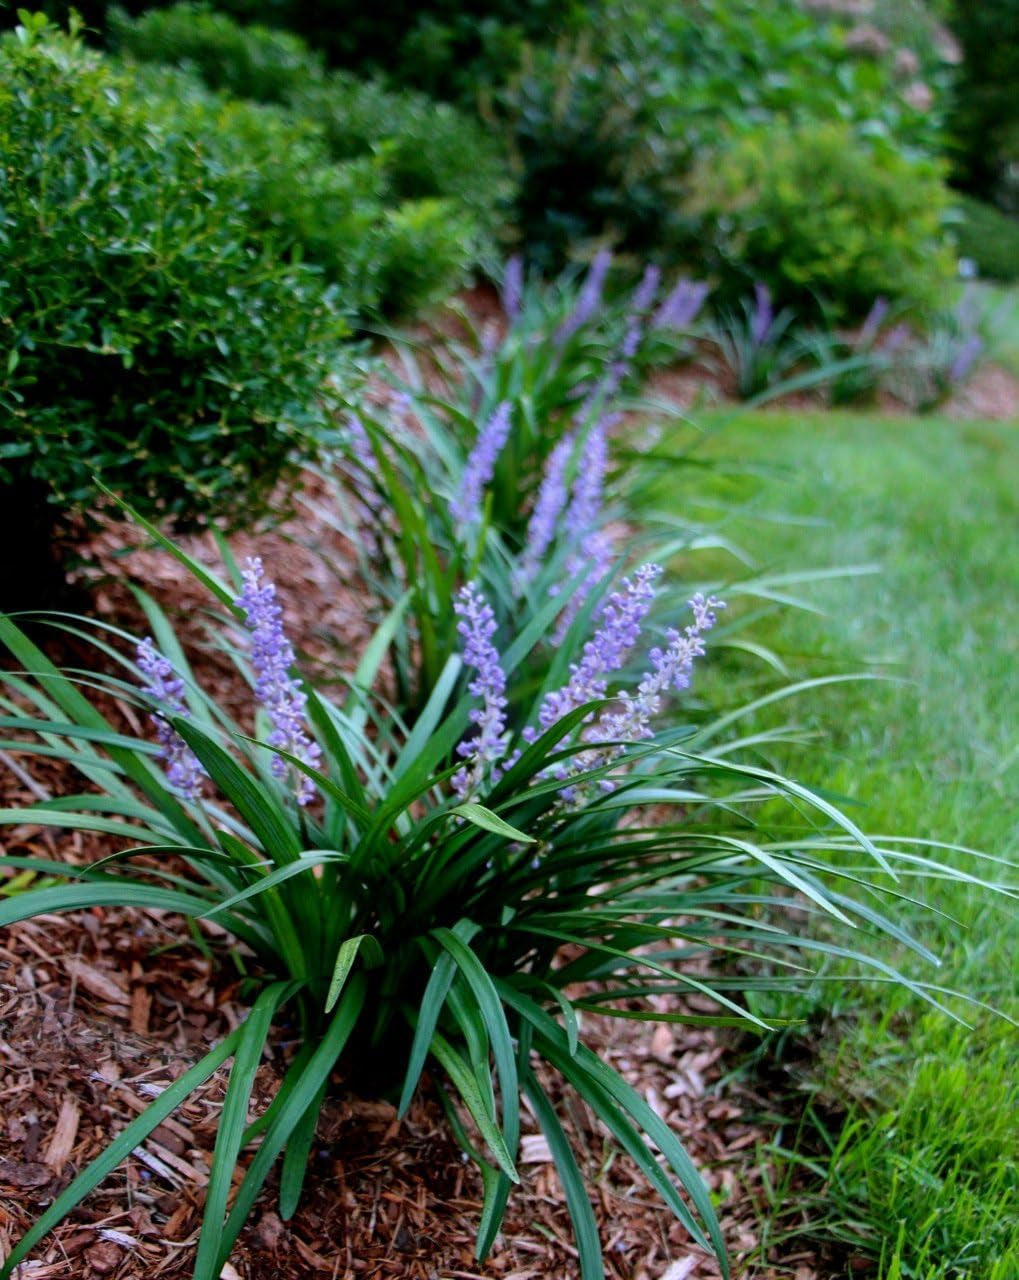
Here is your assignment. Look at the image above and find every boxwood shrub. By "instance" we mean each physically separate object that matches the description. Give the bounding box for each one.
[0,18,350,604]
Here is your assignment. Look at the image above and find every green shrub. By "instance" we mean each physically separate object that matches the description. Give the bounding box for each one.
[0,18,349,603]
[686,123,955,317]
[495,0,950,271]
[113,5,511,277]
[108,2,325,102]
[952,196,1019,283]
[289,74,511,242]
[493,37,682,271]
[948,0,1019,212]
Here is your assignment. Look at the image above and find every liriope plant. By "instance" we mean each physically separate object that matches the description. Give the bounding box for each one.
[0,524,999,1279]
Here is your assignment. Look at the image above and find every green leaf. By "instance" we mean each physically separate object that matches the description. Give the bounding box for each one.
[523,1072,605,1280]
[214,976,367,1274]
[192,981,298,1280]
[325,933,383,1013]
[174,719,303,864]
[95,482,237,608]
[428,1029,519,1184]
[450,802,536,844]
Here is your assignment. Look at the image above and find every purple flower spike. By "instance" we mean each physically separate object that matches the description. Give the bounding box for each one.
[520,431,575,587]
[502,255,524,322]
[552,527,617,645]
[235,557,322,806]
[653,277,710,331]
[949,334,984,384]
[591,593,725,751]
[537,563,661,731]
[555,248,613,346]
[450,400,513,527]
[630,264,662,317]
[136,638,205,801]
[751,283,774,347]
[563,420,607,543]
[858,297,890,348]
[452,583,509,799]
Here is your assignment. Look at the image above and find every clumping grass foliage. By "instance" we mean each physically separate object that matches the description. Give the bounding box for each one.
[0,259,1001,1280]
[0,502,984,1278]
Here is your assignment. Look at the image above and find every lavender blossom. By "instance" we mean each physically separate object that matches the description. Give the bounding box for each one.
[551,420,615,640]
[630,264,662,317]
[452,583,509,799]
[555,248,613,346]
[858,296,890,349]
[502,254,524,323]
[751,283,774,347]
[346,413,376,480]
[136,638,205,800]
[552,527,617,644]
[949,334,984,384]
[536,563,661,732]
[450,400,513,527]
[519,432,575,586]
[562,420,607,543]
[589,593,725,753]
[235,557,322,806]
[653,277,710,331]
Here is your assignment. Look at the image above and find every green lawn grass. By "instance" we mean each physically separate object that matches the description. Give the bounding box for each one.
[634,407,1018,1278]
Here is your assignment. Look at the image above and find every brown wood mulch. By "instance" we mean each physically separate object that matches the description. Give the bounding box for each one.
[0,365,869,1280]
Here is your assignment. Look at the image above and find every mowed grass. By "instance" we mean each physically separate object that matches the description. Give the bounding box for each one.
[632,406,1019,1278]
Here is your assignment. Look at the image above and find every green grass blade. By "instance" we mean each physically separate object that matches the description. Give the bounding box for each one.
[523,1071,605,1280]
[325,933,383,1013]
[214,975,367,1273]
[192,981,298,1280]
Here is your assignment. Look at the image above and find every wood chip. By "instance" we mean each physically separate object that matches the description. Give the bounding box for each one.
[42,1097,80,1174]
[661,1259,698,1280]
[130,985,152,1035]
[66,958,130,1005]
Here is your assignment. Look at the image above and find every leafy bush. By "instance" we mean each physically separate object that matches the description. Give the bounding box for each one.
[494,0,951,270]
[0,18,349,604]
[108,2,325,101]
[113,5,511,274]
[948,0,1019,212]
[953,195,1019,283]
[493,38,681,271]
[686,122,955,317]
[290,73,511,241]
[0,515,978,1279]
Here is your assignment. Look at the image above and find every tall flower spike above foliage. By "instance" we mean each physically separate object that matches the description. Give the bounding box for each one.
[136,638,205,800]
[552,421,615,641]
[555,247,613,346]
[591,593,725,754]
[235,557,321,806]
[452,583,509,799]
[653,277,710,332]
[450,400,513,527]
[536,563,661,733]
[751,282,774,346]
[502,254,524,323]
[519,431,575,587]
